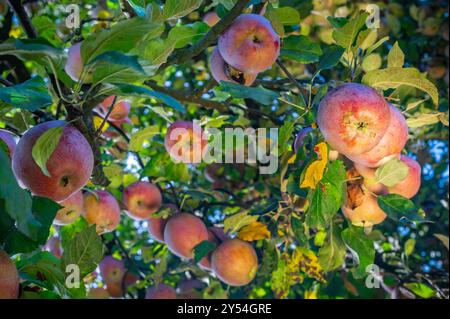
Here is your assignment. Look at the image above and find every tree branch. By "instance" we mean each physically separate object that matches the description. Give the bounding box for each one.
[160,0,251,70]
[7,0,38,39]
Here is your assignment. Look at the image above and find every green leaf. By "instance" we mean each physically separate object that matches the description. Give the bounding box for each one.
[129,126,160,152]
[291,215,307,245]
[404,283,436,299]
[61,225,105,278]
[281,35,322,64]
[362,67,439,105]
[193,240,217,263]
[318,224,346,271]
[32,196,62,244]
[81,17,163,64]
[109,83,185,113]
[406,112,442,128]
[0,77,52,111]
[375,158,410,187]
[387,42,405,68]
[377,194,425,223]
[306,161,346,229]
[162,0,203,20]
[89,51,147,84]
[273,7,301,25]
[167,23,208,49]
[332,13,369,51]
[32,125,64,177]
[219,82,279,105]
[342,225,375,279]
[404,238,416,257]
[317,45,345,71]
[265,7,285,37]
[224,212,258,234]
[0,38,63,65]
[278,121,295,155]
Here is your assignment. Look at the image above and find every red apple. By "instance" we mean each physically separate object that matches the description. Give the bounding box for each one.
[218,14,280,73]
[317,83,391,156]
[0,250,19,299]
[97,96,131,122]
[44,236,63,258]
[84,190,121,234]
[147,204,178,243]
[12,121,94,202]
[54,190,84,226]
[203,11,220,27]
[0,129,17,158]
[87,287,110,299]
[177,279,206,299]
[210,47,257,86]
[211,239,258,286]
[348,104,408,168]
[293,127,313,154]
[164,121,208,164]
[106,272,139,298]
[163,213,209,259]
[145,283,177,299]
[99,256,126,284]
[123,181,162,221]
[388,155,421,199]
[65,42,92,83]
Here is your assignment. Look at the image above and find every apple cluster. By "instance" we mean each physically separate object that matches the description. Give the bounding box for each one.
[209,14,280,86]
[315,83,422,227]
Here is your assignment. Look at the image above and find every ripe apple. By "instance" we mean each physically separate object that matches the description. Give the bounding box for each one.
[84,190,121,234]
[203,11,220,27]
[106,272,139,298]
[198,226,229,270]
[99,256,126,284]
[218,14,280,73]
[12,121,94,202]
[317,83,391,156]
[164,121,208,164]
[211,239,258,286]
[147,204,178,243]
[164,213,209,259]
[388,155,421,199]
[123,181,162,221]
[348,104,408,168]
[0,250,19,299]
[342,184,387,227]
[210,47,257,86]
[0,129,17,158]
[65,42,92,83]
[44,236,63,258]
[145,283,177,299]
[54,190,84,226]
[96,96,131,122]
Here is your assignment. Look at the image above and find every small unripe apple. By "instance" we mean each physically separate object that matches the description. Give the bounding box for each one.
[0,129,17,158]
[342,185,387,227]
[84,190,121,234]
[97,96,131,122]
[123,181,162,220]
[203,11,220,27]
[348,104,408,168]
[145,283,177,299]
[164,213,209,259]
[54,190,84,225]
[211,239,258,286]
[317,83,391,156]
[388,155,421,199]
[65,42,93,83]
[218,14,280,73]
[0,250,19,299]
[164,121,208,164]
[12,121,94,202]
[210,47,257,86]
[99,256,126,284]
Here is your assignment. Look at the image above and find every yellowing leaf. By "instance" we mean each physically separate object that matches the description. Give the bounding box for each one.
[304,289,318,299]
[288,153,297,164]
[223,212,258,234]
[93,116,109,132]
[300,142,328,189]
[238,222,271,241]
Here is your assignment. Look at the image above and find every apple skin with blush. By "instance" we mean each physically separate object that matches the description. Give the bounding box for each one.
[0,250,20,299]
[203,11,220,27]
[210,47,257,86]
[317,83,391,157]
[218,14,280,73]
[84,190,121,234]
[348,104,408,168]
[164,121,208,164]
[145,283,177,299]
[123,181,162,220]
[12,120,94,202]
[99,256,126,284]
[163,213,209,259]
[54,190,84,226]
[65,42,92,83]
[388,155,421,199]
[97,96,131,122]
[0,129,17,158]
[147,204,178,243]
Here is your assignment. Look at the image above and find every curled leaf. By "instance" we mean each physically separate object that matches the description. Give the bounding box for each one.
[238,222,271,241]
